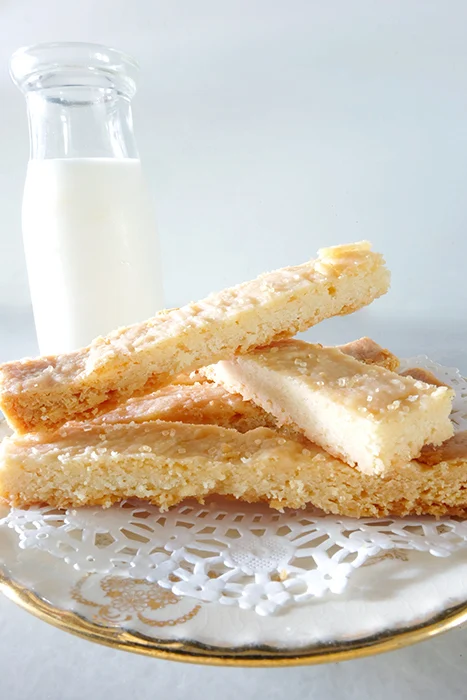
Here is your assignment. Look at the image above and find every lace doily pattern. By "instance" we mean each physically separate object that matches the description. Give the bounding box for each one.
[1,357,467,615]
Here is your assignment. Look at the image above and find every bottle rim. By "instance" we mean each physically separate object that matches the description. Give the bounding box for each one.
[10,42,140,96]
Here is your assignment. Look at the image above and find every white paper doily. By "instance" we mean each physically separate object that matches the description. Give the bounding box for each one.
[1,356,467,616]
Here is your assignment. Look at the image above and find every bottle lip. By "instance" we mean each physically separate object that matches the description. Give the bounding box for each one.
[10,42,140,95]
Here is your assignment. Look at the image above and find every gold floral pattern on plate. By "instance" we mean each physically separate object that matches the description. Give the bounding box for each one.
[71,574,201,628]
[362,549,410,567]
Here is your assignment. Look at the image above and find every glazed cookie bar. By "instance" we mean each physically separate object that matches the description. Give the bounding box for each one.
[90,337,399,434]
[335,336,399,372]
[204,340,454,474]
[1,419,466,518]
[0,242,390,434]
[92,381,280,434]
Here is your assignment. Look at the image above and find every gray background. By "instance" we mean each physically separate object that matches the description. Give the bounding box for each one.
[2,0,467,318]
[1,1,467,698]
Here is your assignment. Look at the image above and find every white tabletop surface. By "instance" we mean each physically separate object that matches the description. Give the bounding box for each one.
[2,1,467,697]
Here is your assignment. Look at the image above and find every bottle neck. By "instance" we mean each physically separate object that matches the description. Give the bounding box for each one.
[25,85,139,160]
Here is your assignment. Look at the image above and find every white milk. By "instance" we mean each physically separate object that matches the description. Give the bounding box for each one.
[22,158,163,355]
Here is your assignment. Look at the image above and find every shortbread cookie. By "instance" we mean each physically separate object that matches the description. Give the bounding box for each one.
[0,242,390,434]
[417,431,467,465]
[204,340,454,474]
[92,337,398,433]
[94,381,280,434]
[400,367,450,388]
[336,337,399,372]
[1,420,466,518]
[170,370,209,385]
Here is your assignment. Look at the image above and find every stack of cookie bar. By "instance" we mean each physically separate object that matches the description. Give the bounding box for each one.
[0,241,465,518]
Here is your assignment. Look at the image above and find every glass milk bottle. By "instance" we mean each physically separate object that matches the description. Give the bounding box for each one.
[10,42,164,355]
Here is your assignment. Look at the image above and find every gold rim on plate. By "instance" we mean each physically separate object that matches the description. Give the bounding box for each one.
[2,568,467,666]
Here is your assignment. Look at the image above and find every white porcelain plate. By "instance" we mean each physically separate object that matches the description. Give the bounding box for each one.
[1,512,467,665]
[1,356,467,666]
